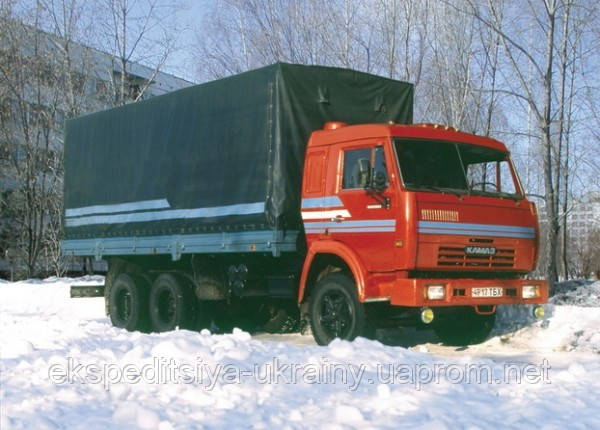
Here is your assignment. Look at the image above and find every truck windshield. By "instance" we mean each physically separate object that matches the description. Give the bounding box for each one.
[394,138,522,199]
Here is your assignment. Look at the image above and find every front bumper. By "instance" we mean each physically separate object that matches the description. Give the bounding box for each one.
[371,277,547,307]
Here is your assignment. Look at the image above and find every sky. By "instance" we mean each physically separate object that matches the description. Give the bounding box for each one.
[163,0,211,83]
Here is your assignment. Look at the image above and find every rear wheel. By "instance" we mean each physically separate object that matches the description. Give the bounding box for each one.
[308,273,368,345]
[149,274,195,332]
[433,307,496,346]
[108,273,149,331]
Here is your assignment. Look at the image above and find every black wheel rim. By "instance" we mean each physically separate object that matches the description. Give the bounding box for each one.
[318,290,353,339]
[157,289,176,325]
[116,289,131,322]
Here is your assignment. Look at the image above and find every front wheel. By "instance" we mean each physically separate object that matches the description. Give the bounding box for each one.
[433,307,496,346]
[308,273,369,345]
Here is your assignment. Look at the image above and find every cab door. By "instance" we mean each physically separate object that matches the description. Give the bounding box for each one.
[328,140,398,272]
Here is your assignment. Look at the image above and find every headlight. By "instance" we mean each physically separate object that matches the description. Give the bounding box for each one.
[522,285,540,299]
[426,285,445,300]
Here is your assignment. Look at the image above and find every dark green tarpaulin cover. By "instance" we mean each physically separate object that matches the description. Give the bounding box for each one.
[63,63,413,239]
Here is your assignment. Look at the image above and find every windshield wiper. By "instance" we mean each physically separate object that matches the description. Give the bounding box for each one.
[469,189,522,201]
[414,185,467,198]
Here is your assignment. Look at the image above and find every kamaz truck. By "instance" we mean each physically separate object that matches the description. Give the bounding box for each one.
[62,63,547,345]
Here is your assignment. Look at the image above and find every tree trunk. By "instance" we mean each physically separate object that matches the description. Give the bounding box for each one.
[541,0,558,285]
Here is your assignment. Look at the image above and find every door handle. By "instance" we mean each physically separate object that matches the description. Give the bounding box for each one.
[331,215,344,223]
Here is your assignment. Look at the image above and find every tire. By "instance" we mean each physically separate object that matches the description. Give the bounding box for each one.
[433,307,496,346]
[108,273,149,332]
[308,273,368,345]
[149,273,195,332]
[104,259,127,316]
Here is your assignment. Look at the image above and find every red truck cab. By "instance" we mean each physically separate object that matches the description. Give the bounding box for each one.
[299,122,547,345]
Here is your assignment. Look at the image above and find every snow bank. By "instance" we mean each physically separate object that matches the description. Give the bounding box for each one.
[550,279,600,307]
[493,280,600,353]
[1,278,600,429]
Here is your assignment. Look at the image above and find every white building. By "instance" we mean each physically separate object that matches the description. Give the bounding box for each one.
[565,196,600,243]
[0,24,192,277]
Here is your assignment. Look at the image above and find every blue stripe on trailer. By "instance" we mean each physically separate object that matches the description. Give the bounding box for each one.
[65,202,266,227]
[66,199,170,217]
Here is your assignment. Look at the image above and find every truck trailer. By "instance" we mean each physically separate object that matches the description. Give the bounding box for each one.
[62,63,547,345]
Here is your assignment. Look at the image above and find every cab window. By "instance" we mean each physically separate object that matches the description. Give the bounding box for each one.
[373,146,388,188]
[342,148,371,189]
[342,146,388,189]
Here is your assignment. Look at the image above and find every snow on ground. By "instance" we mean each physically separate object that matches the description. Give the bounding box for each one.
[1,278,599,429]
[491,280,600,354]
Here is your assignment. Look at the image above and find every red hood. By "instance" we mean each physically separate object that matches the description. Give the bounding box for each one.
[412,192,539,273]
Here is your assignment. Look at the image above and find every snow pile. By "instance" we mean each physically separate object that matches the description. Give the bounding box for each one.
[493,305,600,353]
[2,278,600,429]
[492,280,600,353]
[550,280,600,307]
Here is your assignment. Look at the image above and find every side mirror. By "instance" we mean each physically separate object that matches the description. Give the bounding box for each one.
[370,170,387,191]
[365,169,391,210]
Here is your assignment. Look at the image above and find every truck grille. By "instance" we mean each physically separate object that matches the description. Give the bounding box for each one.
[437,246,515,268]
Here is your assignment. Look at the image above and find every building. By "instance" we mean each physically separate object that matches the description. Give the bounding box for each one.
[536,193,600,277]
[0,23,192,278]
[565,196,600,244]
[538,194,600,243]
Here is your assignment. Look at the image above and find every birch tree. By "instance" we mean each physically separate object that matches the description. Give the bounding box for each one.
[96,0,182,106]
[464,0,563,283]
[0,5,66,277]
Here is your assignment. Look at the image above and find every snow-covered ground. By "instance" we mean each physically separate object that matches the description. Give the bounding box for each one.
[1,277,599,429]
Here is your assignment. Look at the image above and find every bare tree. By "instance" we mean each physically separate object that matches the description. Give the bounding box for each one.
[1,0,105,277]
[0,5,65,277]
[556,0,574,279]
[36,0,99,276]
[39,0,96,117]
[194,0,370,80]
[573,227,600,278]
[96,0,182,106]
[463,0,564,284]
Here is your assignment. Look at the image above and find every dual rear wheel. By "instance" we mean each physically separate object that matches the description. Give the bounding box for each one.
[109,273,200,332]
[108,273,149,331]
[108,271,296,334]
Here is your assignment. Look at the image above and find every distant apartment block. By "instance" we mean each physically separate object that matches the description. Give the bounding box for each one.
[538,193,600,243]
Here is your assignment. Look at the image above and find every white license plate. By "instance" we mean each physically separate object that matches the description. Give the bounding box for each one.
[472,287,503,298]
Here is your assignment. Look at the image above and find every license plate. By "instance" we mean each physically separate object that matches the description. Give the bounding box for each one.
[472,287,503,298]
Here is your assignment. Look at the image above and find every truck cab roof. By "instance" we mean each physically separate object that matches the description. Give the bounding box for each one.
[309,122,509,153]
